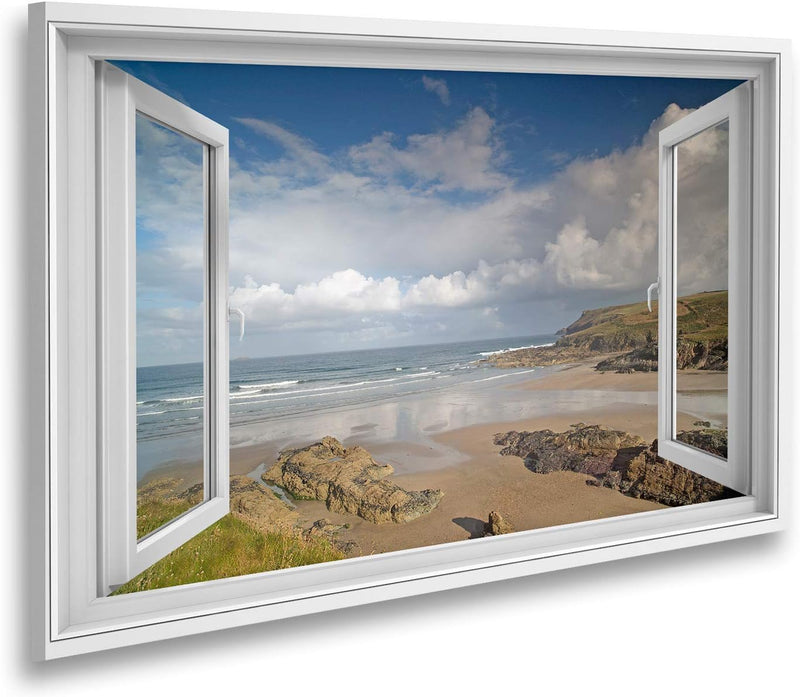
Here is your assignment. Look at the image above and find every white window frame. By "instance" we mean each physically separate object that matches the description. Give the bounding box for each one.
[96,62,230,594]
[28,2,788,660]
[657,82,752,494]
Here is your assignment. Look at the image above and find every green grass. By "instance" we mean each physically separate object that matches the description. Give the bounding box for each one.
[137,498,194,539]
[675,291,728,341]
[114,512,345,595]
[561,290,727,345]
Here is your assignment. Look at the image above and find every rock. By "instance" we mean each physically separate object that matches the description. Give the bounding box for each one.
[494,424,646,477]
[675,338,728,371]
[264,436,444,524]
[304,518,359,554]
[484,511,513,536]
[595,343,658,373]
[179,475,298,534]
[480,291,726,370]
[607,439,734,505]
[494,424,740,506]
[676,428,727,458]
[596,339,727,373]
[137,477,191,506]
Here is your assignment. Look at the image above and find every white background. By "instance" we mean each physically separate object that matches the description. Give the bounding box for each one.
[1,0,797,694]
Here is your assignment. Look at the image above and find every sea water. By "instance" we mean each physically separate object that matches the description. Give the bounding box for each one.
[136,335,559,476]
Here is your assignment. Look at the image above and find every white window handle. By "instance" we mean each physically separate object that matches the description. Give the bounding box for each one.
[228,307,245,341]
[647,280,660,313]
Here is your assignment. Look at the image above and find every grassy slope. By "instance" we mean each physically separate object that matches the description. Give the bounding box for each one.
[561,290,727,345]
[116,507,344,595]
[137,498,194,539]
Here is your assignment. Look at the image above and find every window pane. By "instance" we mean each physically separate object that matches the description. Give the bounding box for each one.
[135,114,207,539]
[673,121,729,459]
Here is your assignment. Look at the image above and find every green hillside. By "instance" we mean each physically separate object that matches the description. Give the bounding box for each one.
[484,290,727,370]
[560,290,727,347]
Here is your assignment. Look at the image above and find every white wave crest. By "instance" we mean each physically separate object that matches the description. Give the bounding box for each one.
[237,380,299,390]
[478,342,555,357]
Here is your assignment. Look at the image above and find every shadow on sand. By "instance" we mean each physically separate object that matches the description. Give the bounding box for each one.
[452,516,485,540]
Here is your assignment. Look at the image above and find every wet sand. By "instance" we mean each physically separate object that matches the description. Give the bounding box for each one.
[141,361,727,557]
[278,402,716,556]
[518,360,726,393]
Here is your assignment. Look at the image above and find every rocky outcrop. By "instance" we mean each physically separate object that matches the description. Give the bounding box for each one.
[675,338,728,371]
[495,424,645,476]
[484,511,513,536]
[675,428,727,459]
[595,339,727,373]
[595,343,658,373]
[305,518,359,554]
[494,423,739,506]
[138,477,190,505]
[264,436,444,524]
[177,475,361,554]
[485,343,608,368]
[481,291,727,370]
[179,475,299,534]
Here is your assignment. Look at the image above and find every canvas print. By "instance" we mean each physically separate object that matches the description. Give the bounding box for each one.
[115,62,741,594]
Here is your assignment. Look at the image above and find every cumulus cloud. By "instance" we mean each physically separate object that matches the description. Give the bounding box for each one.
[138,99,729,359]
[421,75,450,105]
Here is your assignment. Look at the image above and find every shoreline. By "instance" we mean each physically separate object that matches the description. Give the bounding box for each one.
[284,401,716,556]
[138,358,727,487]
[138,359,728,557]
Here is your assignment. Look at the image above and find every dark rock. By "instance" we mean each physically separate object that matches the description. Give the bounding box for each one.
[675,428,728,459]
[494,423,645,477]
[494,424,740,507]
[595,343,658,373]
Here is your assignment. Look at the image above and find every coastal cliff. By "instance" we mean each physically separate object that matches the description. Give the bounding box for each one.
[483,290,728,372]
[494,423,739,506]
[264,436,444,524]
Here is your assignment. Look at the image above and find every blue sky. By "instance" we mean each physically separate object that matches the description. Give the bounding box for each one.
[118,61,739,366]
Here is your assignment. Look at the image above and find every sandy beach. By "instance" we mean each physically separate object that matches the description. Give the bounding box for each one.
[141,359,728,557]
[234,362,725,555]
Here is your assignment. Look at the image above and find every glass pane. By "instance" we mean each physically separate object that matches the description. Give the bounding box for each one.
[673,121,729,460]
[135,114,207,539]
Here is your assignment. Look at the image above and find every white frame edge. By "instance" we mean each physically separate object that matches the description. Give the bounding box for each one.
[28,1,789,661]
[96,62,230,594]
[657,82,752,493]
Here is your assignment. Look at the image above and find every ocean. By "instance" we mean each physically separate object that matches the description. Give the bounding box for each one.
[136,334,558,448]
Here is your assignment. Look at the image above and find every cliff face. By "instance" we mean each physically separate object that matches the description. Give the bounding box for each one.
[264,436,444,524]
[494,423,739,506]
[483,290,728,370]
[595,337,727,373]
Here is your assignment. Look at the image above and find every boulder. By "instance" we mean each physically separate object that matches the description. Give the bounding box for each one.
[264,436,444,524]
[494,423,646,477]
[494,424,740,506]
[179,475,298,534]
[305,518,359,554]
[484,511,513,536]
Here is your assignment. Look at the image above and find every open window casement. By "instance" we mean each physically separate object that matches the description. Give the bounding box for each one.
[97,63,230,593]
[656,82,752,494]
[32,2,784,660]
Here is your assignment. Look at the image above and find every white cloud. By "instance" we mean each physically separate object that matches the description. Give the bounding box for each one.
[137,99,730,359]
[349,107,510,192]
[421,75,450,105]
[233,117,331,178]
